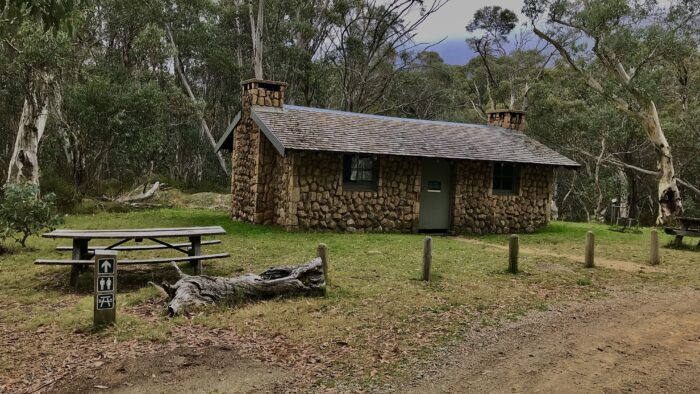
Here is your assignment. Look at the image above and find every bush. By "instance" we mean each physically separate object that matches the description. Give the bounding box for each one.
[0,182,63,247]
[41,173,80,212]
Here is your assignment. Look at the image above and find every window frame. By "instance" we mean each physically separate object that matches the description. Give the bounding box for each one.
[492,163,520,196]
[343,154,379,192]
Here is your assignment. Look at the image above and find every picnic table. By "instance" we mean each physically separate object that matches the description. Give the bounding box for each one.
[664,217,700,247]
[34,226,230,286]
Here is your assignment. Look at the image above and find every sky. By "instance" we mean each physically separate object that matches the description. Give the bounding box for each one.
[408,0,528,64]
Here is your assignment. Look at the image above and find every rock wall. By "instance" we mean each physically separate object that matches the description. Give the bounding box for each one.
[230,107,259,222]
[452,161,553,234]
[283,151,421,232]
[230,79,286,222]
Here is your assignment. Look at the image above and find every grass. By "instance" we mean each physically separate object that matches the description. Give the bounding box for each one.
[1,208,699,388]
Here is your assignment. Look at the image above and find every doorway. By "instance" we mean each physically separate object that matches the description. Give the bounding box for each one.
[418,159,452,231]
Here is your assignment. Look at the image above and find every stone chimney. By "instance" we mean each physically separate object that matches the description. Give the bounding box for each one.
[241,79,287,109]
[486,109,526,131]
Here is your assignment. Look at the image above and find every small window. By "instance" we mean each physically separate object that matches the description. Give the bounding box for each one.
[343,154,379,192]
[492,163,520,195]
[427,181,442,192]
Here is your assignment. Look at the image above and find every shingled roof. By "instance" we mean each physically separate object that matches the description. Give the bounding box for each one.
[216,105,579,168]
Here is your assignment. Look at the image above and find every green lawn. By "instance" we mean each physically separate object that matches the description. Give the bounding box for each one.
[1,208,699,389]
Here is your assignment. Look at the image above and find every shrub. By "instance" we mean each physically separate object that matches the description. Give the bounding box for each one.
[0,182,63,247]
[41,173,80,212]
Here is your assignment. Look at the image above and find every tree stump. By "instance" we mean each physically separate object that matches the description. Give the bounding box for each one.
[154,258,326,316]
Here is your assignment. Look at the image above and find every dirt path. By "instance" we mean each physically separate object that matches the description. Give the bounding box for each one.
[47,288,700,393]
[406,287,700,393]
[51,346,290,394]
[457,237,664,272]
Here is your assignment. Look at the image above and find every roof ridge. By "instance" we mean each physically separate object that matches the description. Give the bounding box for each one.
[271,105,506,130]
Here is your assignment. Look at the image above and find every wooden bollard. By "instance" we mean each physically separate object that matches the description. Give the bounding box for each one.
[584,231,595,268]
[317,243,329,288]
[422,236,432,281]
[508,234,519,274]
[650,229,660,265]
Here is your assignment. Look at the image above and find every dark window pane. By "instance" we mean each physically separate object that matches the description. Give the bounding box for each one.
[493,163,519,195]
[502,178,513,190]
[343,154,379,191]
[427,181,441,191]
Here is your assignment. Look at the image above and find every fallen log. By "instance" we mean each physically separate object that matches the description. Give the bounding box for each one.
[153,258,326,316]
[116,181,160,203]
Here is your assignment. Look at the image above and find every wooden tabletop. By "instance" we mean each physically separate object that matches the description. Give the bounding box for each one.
[43,226,227,239]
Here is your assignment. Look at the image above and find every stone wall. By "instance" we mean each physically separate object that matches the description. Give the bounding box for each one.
[230,105,260,222]
[283,151,421,232]
[452,161,553,234]
[230,79,286,223]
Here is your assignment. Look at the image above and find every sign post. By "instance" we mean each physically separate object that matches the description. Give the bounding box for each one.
[94,250,117,326]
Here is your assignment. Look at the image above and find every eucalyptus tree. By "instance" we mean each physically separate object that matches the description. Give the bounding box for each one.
[2,0,81,185]
[3,24,72,184]
[0,0,80,38]
[524,0,700,224]
[327,0,447,113]
[465,6,553,116]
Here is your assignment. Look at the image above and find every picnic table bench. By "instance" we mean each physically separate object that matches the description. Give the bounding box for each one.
[664,217,700,247]
[34,226,229,286]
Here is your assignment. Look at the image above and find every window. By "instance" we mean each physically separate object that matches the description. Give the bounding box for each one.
[343,154,379,191]
[492,163,520,195]
[427,181,442,192]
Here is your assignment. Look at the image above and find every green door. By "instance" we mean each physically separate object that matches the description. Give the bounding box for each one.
[418,159,452,231]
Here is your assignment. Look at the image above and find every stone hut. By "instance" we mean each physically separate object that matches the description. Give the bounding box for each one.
[216,79,579,234]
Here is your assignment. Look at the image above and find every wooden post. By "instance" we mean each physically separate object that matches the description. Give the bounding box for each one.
[189,236,202,275]
[94,250,117,327]
[70,238,88,287]
[317,243,329,288]
[422,236,432,281]
[650,229,660,265]
[584,231,595,268]
[508,234,519,274]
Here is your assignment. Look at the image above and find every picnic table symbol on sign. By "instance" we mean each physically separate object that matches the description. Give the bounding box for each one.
[98,276,114,292]
[98,258,114,274]
[97,294,114,310]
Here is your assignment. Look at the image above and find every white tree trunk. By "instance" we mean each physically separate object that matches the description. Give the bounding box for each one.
[7,92,50,184]
[593,135,607,223]
[550,176,559,221]
[617,168,629,218]
[640,103,683,224]
[249,0,264,79]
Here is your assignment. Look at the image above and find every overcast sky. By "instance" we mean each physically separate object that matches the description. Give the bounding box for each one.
[408,0,527,64]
